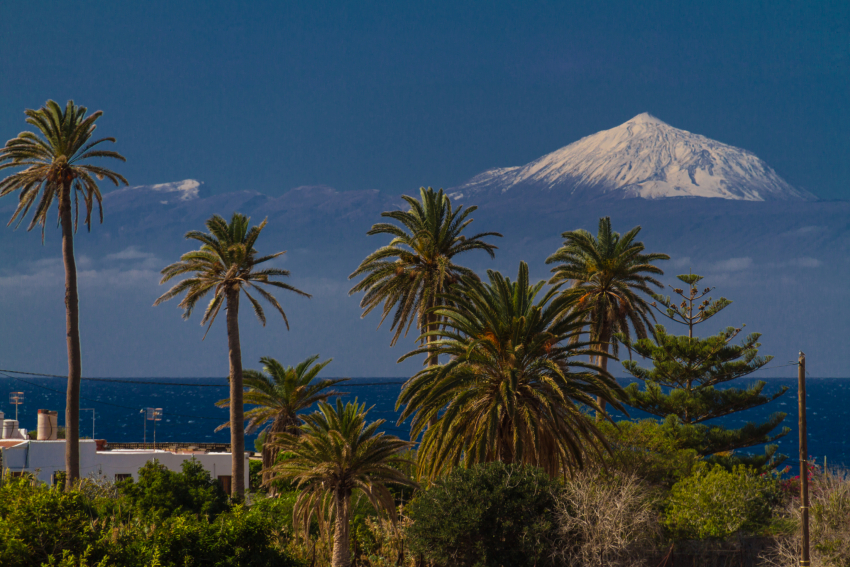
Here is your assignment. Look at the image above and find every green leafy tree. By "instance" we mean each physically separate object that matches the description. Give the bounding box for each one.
[215,354,347,492]
[0,100,127,487]
[546,216,669,420]
[154,213,310,499]
[117,459,230,520]
[268,399,416,567]
[621,274,789,469]
[349,187,501,366]
[664,463,780,540]
[406,462,559,567]
[398,261,624,480]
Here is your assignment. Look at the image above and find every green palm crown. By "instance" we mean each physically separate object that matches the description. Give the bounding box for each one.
[0,99,127,236]
[349,187,501,347]
[269,399,416,550]
[546,216,669,351]
[397,261,625,480]
[154,212,310,332]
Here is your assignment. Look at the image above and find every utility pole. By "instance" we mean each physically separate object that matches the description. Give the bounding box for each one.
[798,351,810,567]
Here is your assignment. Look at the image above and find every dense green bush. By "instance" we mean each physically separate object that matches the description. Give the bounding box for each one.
[0,466,301,567]
[596,417,700,486]
[406,462,558,567]
[0,478,105,567]
[664,464,780,540]
[117,459,230,519]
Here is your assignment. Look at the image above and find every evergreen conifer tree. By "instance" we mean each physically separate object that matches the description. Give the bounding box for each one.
[619,274,790,469]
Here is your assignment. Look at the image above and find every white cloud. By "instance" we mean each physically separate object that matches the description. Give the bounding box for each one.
[671,256,691,268]
[709,257,753,272]
[105,246,156,261]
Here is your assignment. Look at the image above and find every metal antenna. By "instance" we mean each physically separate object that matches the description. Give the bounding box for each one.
[9,391,24,422]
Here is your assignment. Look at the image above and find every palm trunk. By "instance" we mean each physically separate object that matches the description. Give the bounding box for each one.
[595,339,610,422]
[225,289,245,499]
[332,488,352,567]
[262,417,287,495]
[60,182,82,489]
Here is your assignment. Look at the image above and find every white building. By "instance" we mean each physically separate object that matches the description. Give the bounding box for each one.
[0,439,249,492]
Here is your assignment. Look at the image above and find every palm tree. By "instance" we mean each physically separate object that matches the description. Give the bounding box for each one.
[270,399,416,567]
[545,216,669,420]
[349,187,501,366]
[214,354,347,492]
[0,100,127,487]
[154,212,310,498]
[397,261,625,480]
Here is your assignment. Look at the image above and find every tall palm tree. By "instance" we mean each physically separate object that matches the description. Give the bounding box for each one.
[270,399,416,567]
[214,354,347,492]
[397,262,625,480]
[545,217,669,420]
[154,212,310,498]
[349,187,501,366]
[0,100,127,487]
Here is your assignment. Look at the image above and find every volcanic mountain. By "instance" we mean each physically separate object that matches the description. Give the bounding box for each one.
[449,113,814,202]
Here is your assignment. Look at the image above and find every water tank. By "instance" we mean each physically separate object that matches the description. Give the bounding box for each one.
[37,410,58,440]
[1,420,18,439]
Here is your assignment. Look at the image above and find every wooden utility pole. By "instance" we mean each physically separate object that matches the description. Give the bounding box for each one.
[798,351,810,567]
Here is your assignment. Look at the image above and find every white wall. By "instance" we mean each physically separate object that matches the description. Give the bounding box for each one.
[0,440,249,489]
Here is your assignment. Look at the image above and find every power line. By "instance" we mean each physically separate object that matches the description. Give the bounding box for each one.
[0,368,406,388]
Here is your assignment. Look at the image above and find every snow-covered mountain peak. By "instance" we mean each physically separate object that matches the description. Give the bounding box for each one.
[450,115,814,202]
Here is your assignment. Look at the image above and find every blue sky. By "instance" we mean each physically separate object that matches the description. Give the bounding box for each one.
[1,0,848,199]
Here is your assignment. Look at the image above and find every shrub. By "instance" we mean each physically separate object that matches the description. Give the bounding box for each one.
[118,459,230,519]
[763,466,850,567]
[406,462,557,567]
[664,464,780,540]
[0,478,104,567]
[552,471,662,567]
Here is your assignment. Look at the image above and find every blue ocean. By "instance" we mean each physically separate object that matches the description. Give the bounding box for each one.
[1,375,847,472]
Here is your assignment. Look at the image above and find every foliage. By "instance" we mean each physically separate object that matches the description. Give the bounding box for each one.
[765,466,850,567]
[269,399,415,567]
[593,418,701,487]
[663,464,780,540]
[154,212,310,333]
[349,186,501,349]
[620,275,789,470]
[117,459,229,520]
[0,99,127,235]
[217,354,347,491]
[545,216,669,418]
[406,462,558,567]
[0,477,104,567]
[399,261,623,480]
[0,467,301,567]
[552,471,662,567]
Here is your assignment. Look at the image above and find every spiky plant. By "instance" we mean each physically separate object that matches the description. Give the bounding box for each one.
[270,399,416,567]
[546,216,668,419]
[215,354,347,492]
[349,187,501,366]
[0,100,127,488]
[397,261,625,480]
[154,212,310,498]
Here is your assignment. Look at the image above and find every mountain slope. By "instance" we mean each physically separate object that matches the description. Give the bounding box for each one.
[450,113,814,202]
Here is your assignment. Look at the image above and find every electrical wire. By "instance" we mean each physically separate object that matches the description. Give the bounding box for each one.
[0,368,406,387]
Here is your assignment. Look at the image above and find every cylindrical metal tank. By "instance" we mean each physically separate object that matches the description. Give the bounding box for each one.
[1,420,18,439]
[37,409,59,440]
